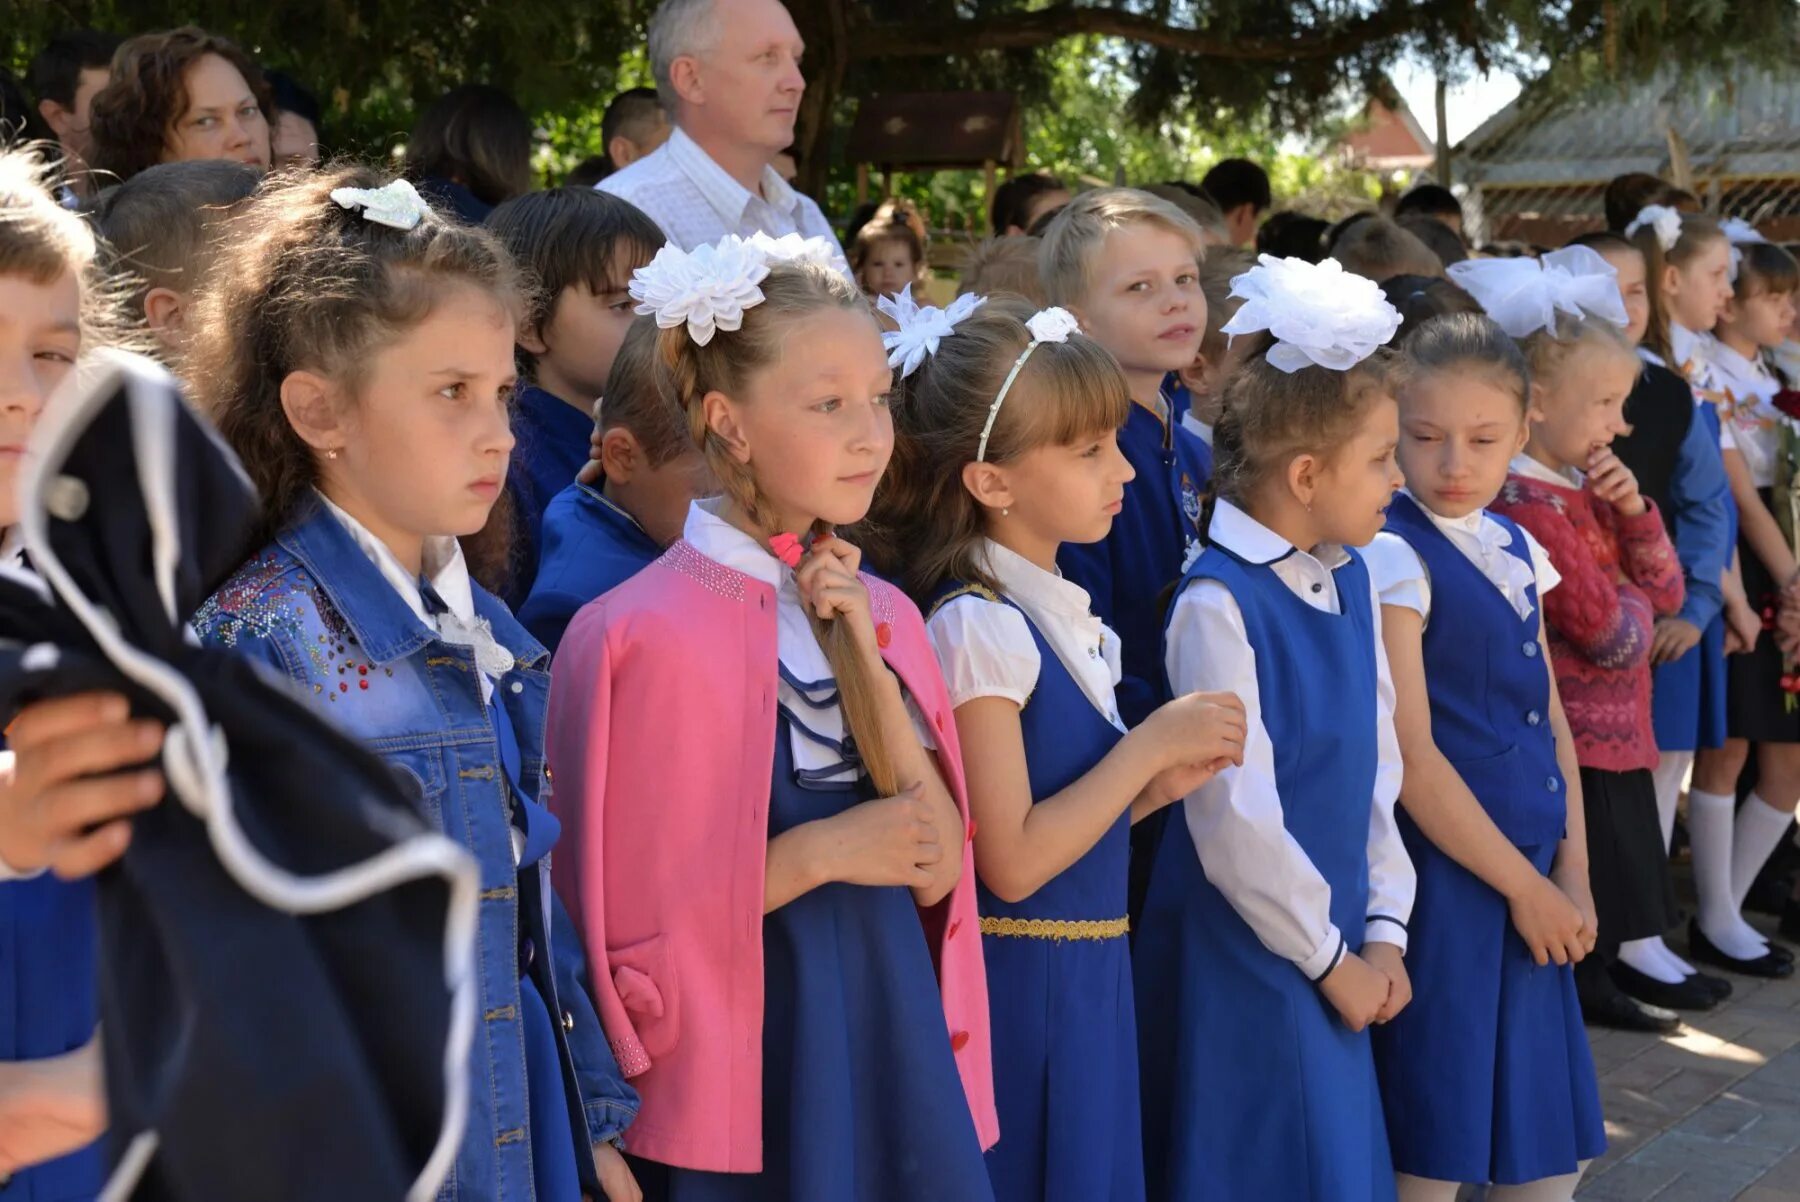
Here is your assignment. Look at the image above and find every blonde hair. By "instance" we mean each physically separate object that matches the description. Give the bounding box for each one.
[1518,314,1639,395]
[657,262,904,794]
[1037,187,1207,307]
[0,145,115,344]
[957,236,1047,306]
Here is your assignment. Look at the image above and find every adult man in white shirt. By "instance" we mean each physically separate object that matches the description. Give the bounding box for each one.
[600,0,845,259]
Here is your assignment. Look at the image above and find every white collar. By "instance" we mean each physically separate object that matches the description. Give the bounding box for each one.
[1708,337,1772,385]
[666,125,799,227]
[317,491,477,630]
[0,526,23,573]
[681,497,785,589]
[1509,452,1582,490]
[979,538,1098,622]
[1206,498,1351,570]
[1638,345,1669,369]
[1670,322,1709,372]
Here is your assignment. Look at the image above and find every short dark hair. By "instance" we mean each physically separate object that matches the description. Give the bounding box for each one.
[599,315,689,466]
[404,83,533,208]
[1380,274,1482,341]
[1200,158,1271,215]
[1565,230,1637,258]
[1603,172,1698,233]
[1399,215,1468,268]
[1735,239,1800,300]
[262,69,320,128]
[1256,210,1330,262]
[564,155,610,189]
[1394,183,1463,224]
[1325,210,1378,254]
[94,158,260,312]
[991,171,1066,235]
[601,87,663,164]
[88,27,274,184]
[28,28,121,109]
[484,187,665,371]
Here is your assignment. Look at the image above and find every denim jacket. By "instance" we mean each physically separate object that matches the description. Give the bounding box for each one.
[193,499,637,1201]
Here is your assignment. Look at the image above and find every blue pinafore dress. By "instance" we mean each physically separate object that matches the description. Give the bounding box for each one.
[633,680,993,1202]
[1371,497,1606,1185]
[1135,545,1395,1202]
[931,584,1143,1202]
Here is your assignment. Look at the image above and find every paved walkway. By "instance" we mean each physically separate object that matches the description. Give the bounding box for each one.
[1576,913,1800,1200]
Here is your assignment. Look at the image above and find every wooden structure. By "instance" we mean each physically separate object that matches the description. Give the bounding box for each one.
[844,91,1023,217]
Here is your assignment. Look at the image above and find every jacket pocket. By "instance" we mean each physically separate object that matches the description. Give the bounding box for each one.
[385,747,450,827]
[608,934,680,1059]
[1452,744,1564,848]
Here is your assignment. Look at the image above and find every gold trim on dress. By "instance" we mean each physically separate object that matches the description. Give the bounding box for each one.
[978,916,1130,942]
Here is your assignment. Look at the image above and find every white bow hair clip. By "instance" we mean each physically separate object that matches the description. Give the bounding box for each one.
[330,178,433,231]
[1626,204,1683,253]
[1221,255,1401,374]
[629,235,772,347]
[1446,245,1627,339]
[877,285,986,377]
[747,231,844,272]
[1720,217,1767,282]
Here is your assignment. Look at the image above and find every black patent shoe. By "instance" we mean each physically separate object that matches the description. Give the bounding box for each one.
[1689,919,1796,979]
[1582,987,1680,1033]
[1611,960,1725,1010]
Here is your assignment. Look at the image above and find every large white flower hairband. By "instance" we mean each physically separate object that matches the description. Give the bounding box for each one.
[628,233,852,347]
[330,178,433,231]
[877,284,986,378]
[1446,245,1628,339]
[1720,216,1768,282]
[976,307,1082,462]
[1625,204,1683,253]
[1220,255,1402,373]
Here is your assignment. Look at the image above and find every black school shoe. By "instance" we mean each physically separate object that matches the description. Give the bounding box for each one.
[1689,919,1796,979]
[1582,985,1681,1033]
[1610,960,1727,1010]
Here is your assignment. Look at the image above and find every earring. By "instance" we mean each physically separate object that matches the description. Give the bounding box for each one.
[326,448,340,460]
[1002,507,1010,517]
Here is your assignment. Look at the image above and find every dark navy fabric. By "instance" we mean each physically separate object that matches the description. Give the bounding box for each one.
[506,385,598,608]
[518,480,661,653]
[1137,544,1394,1202]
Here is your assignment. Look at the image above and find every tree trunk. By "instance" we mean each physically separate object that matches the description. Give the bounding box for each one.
[787,0,850,208]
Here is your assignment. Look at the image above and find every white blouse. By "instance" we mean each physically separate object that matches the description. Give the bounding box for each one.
[1163,500,1414,981]
[925,538,1125,731]
[1709,337,1784,488]
[682,499,931,784]
[1649,324,1738,452]
[1362,493,1561,623]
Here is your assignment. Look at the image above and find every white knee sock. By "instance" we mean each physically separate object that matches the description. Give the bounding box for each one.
[1732,792,1798,911]
[1618,937,1688,982]
[1652,751,1693,848]
[1691,788,1768,958]
[1486,1161,1593,1202]
[1394,1173,1460,1202]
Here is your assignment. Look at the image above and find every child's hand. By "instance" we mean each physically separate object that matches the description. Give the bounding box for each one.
[1361,941,1412,1023]
[1146,691,1247,773]
[1724,594,1763,655]
[1549,858,1600,962]
[0,1037,105,1176]
[793,535,880,657]
[1586,448,1646,516]
[1318,951,1390,1033]
[590,1140,642,1202]
[1505,872,1589,966]
[1650,617,1704,665]
[819,783,939,889]
[0,694,165,879]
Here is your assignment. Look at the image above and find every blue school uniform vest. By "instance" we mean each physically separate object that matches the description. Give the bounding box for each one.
[1382,495,1566,847]
[518,480,661,654]
[1136,544,1393,1202]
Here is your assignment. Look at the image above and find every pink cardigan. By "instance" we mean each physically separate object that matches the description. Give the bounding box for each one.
[545,540,999,1172]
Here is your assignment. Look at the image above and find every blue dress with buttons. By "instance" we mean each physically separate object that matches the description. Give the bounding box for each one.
[632,677,994,1202]
[1135,545,1395,1202]
[929,585,1143,1202]
[1371,497,1605,1185]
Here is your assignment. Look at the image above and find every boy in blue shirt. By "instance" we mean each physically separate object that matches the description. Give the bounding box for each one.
[520,317,714,652]
[486,189,665,603]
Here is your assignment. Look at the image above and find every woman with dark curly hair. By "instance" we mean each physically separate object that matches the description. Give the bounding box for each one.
[88,26,271,184]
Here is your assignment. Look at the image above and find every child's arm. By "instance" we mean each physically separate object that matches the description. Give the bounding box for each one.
[1362,586,1415,1021]
[1513,498,1656,669]
[1165,579,1390,1030]
[1588,450,1684,616]
[1725,446,1799,586]
[0,1037,105,1177]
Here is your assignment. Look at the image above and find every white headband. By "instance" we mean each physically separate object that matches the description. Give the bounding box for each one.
[976,308,1082,463]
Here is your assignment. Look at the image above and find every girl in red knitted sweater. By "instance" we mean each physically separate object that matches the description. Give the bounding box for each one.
[1484,306,1688,1031]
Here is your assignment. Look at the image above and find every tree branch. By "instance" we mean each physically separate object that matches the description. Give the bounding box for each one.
[851,2,1423,62]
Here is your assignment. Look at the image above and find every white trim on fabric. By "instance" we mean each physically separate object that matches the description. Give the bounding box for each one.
[19,350,479,1202]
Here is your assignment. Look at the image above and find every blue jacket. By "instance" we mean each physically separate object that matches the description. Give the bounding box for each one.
[193,500,637,1201]
[507,386,596,609]
[518,480,661,653]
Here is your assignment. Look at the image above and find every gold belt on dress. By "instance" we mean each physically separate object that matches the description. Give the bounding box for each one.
[977,916,1130,942]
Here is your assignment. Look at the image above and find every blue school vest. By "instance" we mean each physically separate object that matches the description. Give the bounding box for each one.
[1382,495,1566,847]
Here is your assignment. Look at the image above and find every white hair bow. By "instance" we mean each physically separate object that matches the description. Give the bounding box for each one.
[1720,217,1767,282]
[877,285,985,378]
[329,179,433,231]
[747,231,844,272]
[1625,204,1683,253]
[1447,245,1627,339]
[628,235,771,347]
[1220,255,1402,373]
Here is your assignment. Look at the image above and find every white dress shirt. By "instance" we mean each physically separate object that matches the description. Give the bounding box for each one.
[1,529,42,879]
[926,539,1125,732]
[599,126,846,266]
[1163,500,1414,980]
[682,500,930,783]
[1363,492,1561,623]
[1709,337,1783,488]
